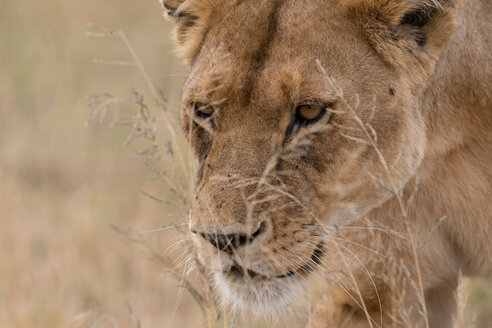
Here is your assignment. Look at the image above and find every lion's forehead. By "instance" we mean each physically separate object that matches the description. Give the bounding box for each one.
[184,0,373,106]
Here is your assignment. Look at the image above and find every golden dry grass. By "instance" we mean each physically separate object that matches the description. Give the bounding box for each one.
[0,1,490,327]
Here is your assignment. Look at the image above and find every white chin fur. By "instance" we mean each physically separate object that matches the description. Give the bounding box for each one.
[213,271,305,319]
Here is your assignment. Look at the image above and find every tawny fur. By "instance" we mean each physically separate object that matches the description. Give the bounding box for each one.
[162,0,492,326]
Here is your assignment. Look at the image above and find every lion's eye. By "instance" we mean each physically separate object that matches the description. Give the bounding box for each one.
[295,104,326,124]
[193,102,214,118]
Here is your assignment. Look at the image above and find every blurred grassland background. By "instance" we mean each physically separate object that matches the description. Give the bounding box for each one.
[0,0,490,327]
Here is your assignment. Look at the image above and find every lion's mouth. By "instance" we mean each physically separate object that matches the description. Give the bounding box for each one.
[224,242,324,280]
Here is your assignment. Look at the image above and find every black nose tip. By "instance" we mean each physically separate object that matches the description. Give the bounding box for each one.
[194,222,265,254]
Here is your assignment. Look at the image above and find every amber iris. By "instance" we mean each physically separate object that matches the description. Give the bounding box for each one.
[296,104,325,123]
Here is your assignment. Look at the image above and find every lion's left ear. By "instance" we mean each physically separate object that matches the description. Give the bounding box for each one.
[160,0,211,64]
[346,0,460,72]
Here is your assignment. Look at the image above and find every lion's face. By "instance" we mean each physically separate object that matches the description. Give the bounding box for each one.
[162,0,457,316]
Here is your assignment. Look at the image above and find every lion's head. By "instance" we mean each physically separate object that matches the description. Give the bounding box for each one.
[161,0,458,317]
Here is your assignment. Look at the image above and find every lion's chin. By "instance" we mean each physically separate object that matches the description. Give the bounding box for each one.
[213,270,306,318]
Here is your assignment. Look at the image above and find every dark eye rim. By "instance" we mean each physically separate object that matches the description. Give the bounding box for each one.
[192,102,214,119]
[294,103,331,125]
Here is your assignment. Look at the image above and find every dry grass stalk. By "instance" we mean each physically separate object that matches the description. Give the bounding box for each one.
[86,24,222,327]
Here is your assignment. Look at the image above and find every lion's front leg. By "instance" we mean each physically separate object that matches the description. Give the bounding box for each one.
[307,280,458,328]
[306,222,431,327]
[306,231,458,327]
[307,288,396,328]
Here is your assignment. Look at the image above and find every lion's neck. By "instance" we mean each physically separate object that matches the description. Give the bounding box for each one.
[412,0,492,277]
[421,0,492,159]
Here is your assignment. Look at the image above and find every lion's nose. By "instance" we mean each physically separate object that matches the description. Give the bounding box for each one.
[192,222,266,254]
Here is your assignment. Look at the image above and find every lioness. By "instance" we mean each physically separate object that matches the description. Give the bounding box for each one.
[161,0,492,326]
